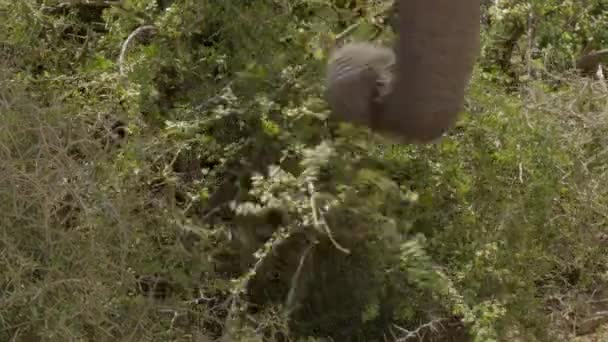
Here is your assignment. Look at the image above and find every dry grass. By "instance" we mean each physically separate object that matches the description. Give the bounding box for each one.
[0,62,216,341]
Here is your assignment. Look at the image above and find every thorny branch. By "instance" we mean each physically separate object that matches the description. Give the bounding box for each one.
[392,318,449,342]
[308,181,350,255]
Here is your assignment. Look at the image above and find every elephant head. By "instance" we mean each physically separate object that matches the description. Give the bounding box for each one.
[326,0,481,143]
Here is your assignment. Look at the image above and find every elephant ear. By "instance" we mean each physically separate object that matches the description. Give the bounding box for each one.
[376,0,481,143]
[326,44,384,127]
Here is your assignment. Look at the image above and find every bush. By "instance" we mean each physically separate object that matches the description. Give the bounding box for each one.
[2,1,608,341]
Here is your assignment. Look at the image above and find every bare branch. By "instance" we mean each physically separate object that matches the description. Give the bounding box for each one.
[393,318,449,342]
[118,25,157,76]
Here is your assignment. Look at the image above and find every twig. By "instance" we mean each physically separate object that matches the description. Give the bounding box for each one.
[157,308,183,331]
[118,25,157,76]
[596,64,608,94]
[393,318,448,341]
[284,243,315,315]
[335,22,361,43]
[525,12,536,77]
[185,289,214,305]
[308,181,350,254]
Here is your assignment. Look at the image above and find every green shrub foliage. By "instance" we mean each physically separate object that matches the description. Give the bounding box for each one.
[1,1,608,341]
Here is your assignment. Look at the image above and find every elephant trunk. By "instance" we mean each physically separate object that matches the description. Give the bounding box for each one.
[378,0,481,143]
[326,0,481,144]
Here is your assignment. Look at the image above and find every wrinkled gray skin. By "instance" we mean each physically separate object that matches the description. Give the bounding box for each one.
[326,0,481,143]
[326,43,396,127]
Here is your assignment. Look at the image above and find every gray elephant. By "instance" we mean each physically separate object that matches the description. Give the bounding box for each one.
[326,0,481,143]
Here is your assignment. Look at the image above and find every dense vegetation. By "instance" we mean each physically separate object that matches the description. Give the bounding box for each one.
[2,1,608,341]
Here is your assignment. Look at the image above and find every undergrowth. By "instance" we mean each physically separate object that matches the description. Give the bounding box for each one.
[1,1,608,341]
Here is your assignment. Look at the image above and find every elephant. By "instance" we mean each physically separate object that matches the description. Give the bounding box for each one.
[326,0,481,143]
